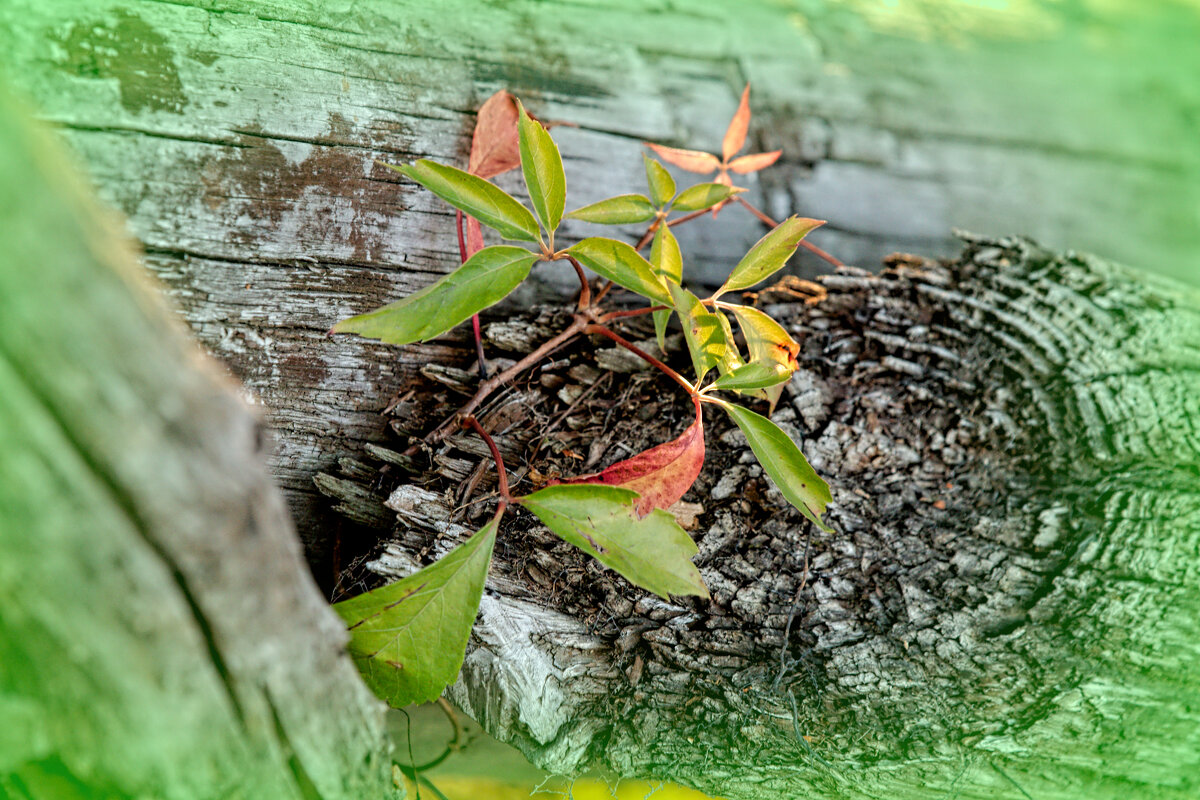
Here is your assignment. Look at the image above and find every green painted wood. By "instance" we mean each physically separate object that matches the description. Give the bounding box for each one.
[0,89,398,799]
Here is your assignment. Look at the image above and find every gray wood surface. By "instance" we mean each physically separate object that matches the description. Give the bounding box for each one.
[2,0,1196,571]
[0,88,397,800]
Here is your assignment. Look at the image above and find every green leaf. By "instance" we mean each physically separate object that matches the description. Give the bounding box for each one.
[714,309,745,377]
[708,361,791,392]
[720,402,833,532]
[333,516,498,707]
[727,303,800,411]
[568,237,671,305]
[650,224,683,283]
[668,281,726,384]
[517,102,566,233]
[671,182,738,213]
[715,216,825,297]
[385,160,539,242]
[644,155,676,208]
[518,484,707,599]
[567,194,656,225]
[333,245,538,344]
[650,225,683,351]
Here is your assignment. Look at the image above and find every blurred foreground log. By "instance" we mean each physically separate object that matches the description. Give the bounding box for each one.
[0,91,397,799]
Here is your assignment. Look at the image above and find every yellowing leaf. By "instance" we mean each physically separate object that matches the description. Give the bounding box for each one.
[727,303,801,412]
[567,194,656,225]
[716,216,825,297]
[720,402,832,532]
[668,281,726,384]
[333,245,538,345]
[650,225,683,350]
[518,485,708,599]
[714,309,745,377]
[333,517,498,707]
[644,155,676,207]
[708,361,791,392]
[650,224,683,284]
[517,101,566,233]
[386,160,540,242]
[671,182,738,213]
[568,237,671,305]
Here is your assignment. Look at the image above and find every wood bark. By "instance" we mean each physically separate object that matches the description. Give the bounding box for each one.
[327,235,1200,799]
[0,90,397,799]
[3,0,1197,577]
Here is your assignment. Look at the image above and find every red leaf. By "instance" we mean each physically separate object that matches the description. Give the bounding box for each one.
[559,396,704,517]
[722,84,751,162]
[464,215,484,259]
[468,90,522,179]
[728,150,781,174]
[644,143,721,174]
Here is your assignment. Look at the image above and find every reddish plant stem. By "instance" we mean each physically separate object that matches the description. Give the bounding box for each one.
[668,207,713,229]
[733,196,843,268]
[457,209,490,378]
[565,255,592,309]
[408,315,592,454]
[456,209,467,258]
[634,222,658,251]
[634,207,713,252]
[599,305,668,323]
[471,315,488,378]
[584,324,695,396]
[462,415,510,502]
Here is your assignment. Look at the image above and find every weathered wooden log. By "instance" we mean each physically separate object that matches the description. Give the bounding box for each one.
[4,0,1198,576]
[324,235,1200,799]
[0,90,397,798]
[4,3,1199,797]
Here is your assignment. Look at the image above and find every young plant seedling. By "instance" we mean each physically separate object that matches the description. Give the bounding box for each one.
[330,88,835,709]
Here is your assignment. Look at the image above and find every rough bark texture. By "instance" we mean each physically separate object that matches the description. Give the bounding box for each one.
[3,0,1197,577]
[322,235,1200,799]
[0,90,397,799]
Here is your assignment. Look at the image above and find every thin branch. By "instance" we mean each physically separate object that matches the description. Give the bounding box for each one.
[599,305,668,323]
[593,280,614,303]
[457,210,489,378]
[668,207,712,229]
[566,255,592,309]
[734,196,843,268]
[412,314,591,452]
[471,315,488,379]
[462,415,511,503]
[584,324,695,395]
[634,220,660,251]
[634,207,713,252]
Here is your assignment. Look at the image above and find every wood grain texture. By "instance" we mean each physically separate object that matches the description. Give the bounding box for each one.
[2,0,1197,571]
[0,89,396,799]
[330,236,1200,799]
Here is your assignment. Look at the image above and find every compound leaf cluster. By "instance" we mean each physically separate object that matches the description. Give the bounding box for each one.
[332,87,834,709]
